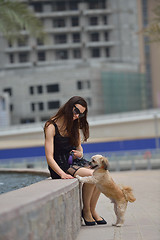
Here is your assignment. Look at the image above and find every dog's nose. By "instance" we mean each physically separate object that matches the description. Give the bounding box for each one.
[89,161,92,165]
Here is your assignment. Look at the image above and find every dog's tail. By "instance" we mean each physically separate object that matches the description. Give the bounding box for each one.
[122,186,136,203]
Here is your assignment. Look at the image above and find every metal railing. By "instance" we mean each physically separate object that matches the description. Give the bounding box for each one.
[0,149,160,171]
[0,156,47,169]
[84,149,160,171]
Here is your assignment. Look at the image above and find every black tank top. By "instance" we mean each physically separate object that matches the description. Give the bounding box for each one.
[48,123,76,179]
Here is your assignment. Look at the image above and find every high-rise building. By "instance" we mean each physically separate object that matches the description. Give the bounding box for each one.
[0,0,157,125]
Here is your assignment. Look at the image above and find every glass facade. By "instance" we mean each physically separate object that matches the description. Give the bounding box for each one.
[101,72,148,114]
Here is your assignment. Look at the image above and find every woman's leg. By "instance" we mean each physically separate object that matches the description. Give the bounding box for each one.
[82,183,96,222]
[90,186,102,221]
[74,167,101,222]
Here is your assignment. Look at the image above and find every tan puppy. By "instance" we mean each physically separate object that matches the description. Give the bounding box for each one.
[76,154,136,227]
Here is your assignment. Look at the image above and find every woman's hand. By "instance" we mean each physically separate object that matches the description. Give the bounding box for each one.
[60,172,74,179]
[72,150,83,159]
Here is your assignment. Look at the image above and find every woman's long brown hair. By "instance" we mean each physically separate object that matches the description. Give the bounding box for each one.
[44,96,89,147]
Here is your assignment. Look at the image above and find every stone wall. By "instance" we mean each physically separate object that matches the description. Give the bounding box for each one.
[0,174,81,240]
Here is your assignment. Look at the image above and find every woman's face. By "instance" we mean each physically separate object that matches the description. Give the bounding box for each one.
[73,104,86,120]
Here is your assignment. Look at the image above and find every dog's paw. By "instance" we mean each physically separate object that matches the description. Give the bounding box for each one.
[116,224,123,227]
[116,223,123,227]
[76,175,82,182]
[112,223,123,227]
[112,223,116,227]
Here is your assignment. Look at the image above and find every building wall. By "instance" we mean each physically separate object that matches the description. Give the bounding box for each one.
[109,0,140,63]
[0,0,151,125]
[0,64,105,124]
[0,92,10,126]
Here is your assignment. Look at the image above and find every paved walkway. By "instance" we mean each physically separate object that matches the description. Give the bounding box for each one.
[76,170,160,240]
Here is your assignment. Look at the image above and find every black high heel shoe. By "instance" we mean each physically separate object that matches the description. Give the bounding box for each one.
[82,210,96,226]
[93,217,107,225]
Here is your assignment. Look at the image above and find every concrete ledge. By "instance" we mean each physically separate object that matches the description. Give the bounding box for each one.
[0,171,81,240]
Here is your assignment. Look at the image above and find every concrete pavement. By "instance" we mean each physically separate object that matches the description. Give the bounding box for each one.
[76,170,160,240]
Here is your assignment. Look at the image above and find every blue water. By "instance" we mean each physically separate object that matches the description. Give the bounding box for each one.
[0,173,47,195]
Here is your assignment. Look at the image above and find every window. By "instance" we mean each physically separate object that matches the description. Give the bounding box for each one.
[73,49,81,59]
[33,2,43,12]
[77,81,82,90]
[106,47,110,57]
[21,118,35,124]
[142,0,148,26]
[29,86,34,95]
[37,85,43,94]
[90,33,99,42]
[48,101,60,109]
[3,88,12,96]
[46,84,59,93]
[18,37,28,47]
[89,1,98,9]
[53,18,65,28]
[69,1,78,10]
[19,52,29,63]
[77,80,91,90]
[10,104,13,112]
[38,102,44,111]
[89,17,98,26]
[55,34,67,44]
[88,0,106,9]
[9,54,14,63]
[0,97,5,110]
[73,33,80,43]
[104,32,109,41]
[31,102,44,111]
[56,50,68,60]
[41,116,50,122]
[37,38,44,46]
[54,1,66,11]
[71,17,79,26]
[8,41,12,48]
[91,48,100,58]
[38,51,46,61]
[103,16,107,25]
[31,103,35,112]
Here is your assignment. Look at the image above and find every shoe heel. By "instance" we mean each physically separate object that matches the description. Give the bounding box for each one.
[81,210,96,226]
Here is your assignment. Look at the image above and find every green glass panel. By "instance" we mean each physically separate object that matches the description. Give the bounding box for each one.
[101,72,148,114]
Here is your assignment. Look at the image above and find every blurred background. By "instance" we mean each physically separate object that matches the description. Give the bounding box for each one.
[0,0,160,170]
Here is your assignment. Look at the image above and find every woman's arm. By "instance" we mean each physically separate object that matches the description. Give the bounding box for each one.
[45,124,74,179]
[72,131,83,159]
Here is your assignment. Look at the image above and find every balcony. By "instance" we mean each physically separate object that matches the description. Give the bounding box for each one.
[5,46,31,53]
[36,43,82,50]
[35,10,80,18]
[86,41,116,48]
[45,26,81,34]
[85,25,114,32]
[83,9,112,16]
[5,62,32,69]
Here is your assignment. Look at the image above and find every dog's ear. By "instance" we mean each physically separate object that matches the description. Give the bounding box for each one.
[101,157,109,170]
[102,160,108,170]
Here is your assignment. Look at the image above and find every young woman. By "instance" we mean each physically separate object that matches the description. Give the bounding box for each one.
[44,96,106,226]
